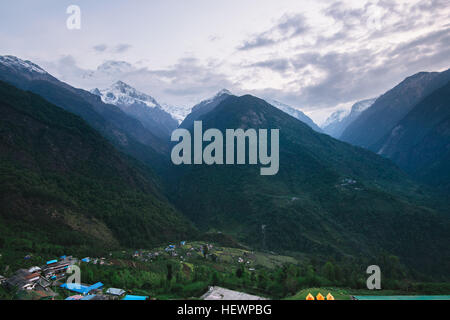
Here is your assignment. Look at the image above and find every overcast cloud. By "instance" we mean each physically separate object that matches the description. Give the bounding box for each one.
[0,0,449,123]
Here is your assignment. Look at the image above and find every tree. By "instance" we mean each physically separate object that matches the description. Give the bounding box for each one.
[202,245,209,258]
[167,264,173,282]
[323,261,336,282]
[236,265,244,278]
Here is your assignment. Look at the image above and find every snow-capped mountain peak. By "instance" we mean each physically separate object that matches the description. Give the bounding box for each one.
[92,81,160,109]
[216,88,232,97]
[160,103,192,124]
[200,89,232,105]
[265,99,323,133]
[351,98,376,114]
[322,98,377,138]
[322,109,350,128]
[0,55,47,75]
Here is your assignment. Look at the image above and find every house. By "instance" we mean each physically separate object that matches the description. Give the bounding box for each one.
[28,266,41,274]
[82,294,110,300]
[43,260,70,278]
[165,245,176,252]
[106,288,126,296]
[37,277,51,289]
[0,275,6,285]
[65,295,84,301]
[5,269,39,291]
[90,295,110,300]
[25,272,41,283]
[201,286,267,300]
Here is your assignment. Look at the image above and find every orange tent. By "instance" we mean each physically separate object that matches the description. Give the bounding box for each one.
[327,293,335,300]
[306,293,315,300]
[316,293,325,300]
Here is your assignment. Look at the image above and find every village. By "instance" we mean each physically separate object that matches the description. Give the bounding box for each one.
[0,240,284,300]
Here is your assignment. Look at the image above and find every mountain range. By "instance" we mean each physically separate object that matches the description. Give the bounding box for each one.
[0,55,170,175]
[341,69,450,150]
[172,94,449,274]
[0,80,194,252]
[321,67,450,192]
[180,89,322,132]
[0,55,449,277]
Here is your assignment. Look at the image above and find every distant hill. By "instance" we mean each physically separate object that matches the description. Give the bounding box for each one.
[0,81,195,252]
[341,69,450,150]
[171,94,450,275]
[322,98,376,138]
[377,81,450,190]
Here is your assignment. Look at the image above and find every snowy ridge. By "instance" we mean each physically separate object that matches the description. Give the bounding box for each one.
[93,81,160,109]
[160,103,192,124]
[322,109,350,128]
[322,98,377,138]
[265,99,322,132]
[197,89,232,107]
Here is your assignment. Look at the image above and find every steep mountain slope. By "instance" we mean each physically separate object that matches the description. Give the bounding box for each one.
[377,81,450,189]
[341,69,450,150]
[92,81,178,138]
[0,56,169,173]
[171,94,449,275]
[0,81,194,252]
[323,98,376,138]
[265,99,322,133]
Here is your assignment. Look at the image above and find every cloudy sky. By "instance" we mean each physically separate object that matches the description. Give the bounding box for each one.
[1,0,449,124]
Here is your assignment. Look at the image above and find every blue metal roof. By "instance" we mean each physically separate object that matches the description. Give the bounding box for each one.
[123,295,148,301]
[89,282,104,291]
[61,283,91,294]
[46,259,58,265]
[60,282,104,294]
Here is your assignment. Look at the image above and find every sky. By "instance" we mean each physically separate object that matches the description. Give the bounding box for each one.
[0,0,449,124]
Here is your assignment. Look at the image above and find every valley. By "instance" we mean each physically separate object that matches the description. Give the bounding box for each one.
[1,239,449,300]
[0,55,449,301]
